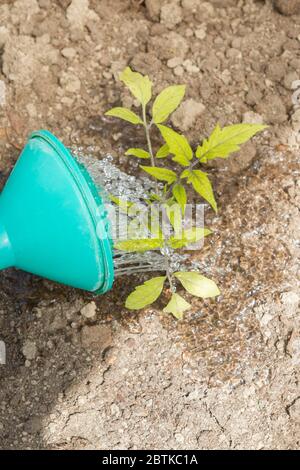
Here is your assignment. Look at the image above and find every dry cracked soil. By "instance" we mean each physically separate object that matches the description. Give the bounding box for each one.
[0,0,300,450]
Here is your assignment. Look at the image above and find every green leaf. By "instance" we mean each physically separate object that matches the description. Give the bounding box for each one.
[115,238,163,252]
[169,227,211,249]
[140,165,177,184]
[156,143,169,158]
[152,85,186,124]
[196,123,268,162]
[174,271,220,298]
[125,276,166,310]
[172,184,186,213]
[157,125,193,164]
[125,148,150,159]
[163,203,182,235]
[181,169,217,213]
[119,67,152,107]
[105,107,143,125]
[163,293,191,320]
[172,154,190,167]
[109,195,134,213]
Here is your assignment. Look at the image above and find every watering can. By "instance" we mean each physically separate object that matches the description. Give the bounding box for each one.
[0,130,114,293]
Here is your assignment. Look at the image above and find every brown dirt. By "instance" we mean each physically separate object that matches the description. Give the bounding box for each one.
[0,0,300,450]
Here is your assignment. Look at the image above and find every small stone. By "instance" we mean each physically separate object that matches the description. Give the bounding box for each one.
[183,59,199,73]
[167,57,182,68]
[292,109,300,123]
[145,0,162,21]
[287,332,300,365]
[181,0,198,11]
[226,141,257,174]
[22,341,37,360]
[103,70,112,80]
[160,2,183,29]
[196,1,215,17]
[110,403,121,417]
[80,301,97,319]
[226,48,242,60]
[61,47,76,59]
[173,65,184,76]
[81,325,112,351]
[245,88,263,106]
[60,72,81,93]
[256,94,287,124]
[274,0,300,16]
[171,98,205,131]
[67,0,98,30]
[281,291,299,318]
[195,29,206,40]
[220,69,231,85]
[266,58,286,82]
[0,26,8,48]
[149,32,189,60]
[61,96,74,107]
[131,53,162,77]
[260,312,273,326]
[231,37,242,49]
[242,111,264,125]
[284,70,299,89]
[26,103,37,118]
[184,28,194,37]
[174,432,184,443]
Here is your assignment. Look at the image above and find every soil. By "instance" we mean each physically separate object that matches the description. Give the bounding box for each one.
[0,0,300,450]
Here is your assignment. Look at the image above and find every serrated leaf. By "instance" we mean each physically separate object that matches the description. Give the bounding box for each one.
[140,165,177,184]
[196,123,268,162]
[125,148,150,159]
[181,169,217,213]
[169,227,211,249]
[156,143,169,158]
[120,67,152,107]
[174,271,220,298]
[125,276,166,310]
[152,85,186,124]
[172,184,186,213]
[163,293,191,319]
[115,238,163,252]
[172,153,190,167]
[105,107,143,125]
[157,125,193,164]
[163,203,182,235]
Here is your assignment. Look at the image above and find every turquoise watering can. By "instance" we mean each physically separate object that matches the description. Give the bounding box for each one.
[0,130,114,293]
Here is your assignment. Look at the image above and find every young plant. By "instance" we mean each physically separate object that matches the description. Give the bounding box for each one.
[105,67,267,319]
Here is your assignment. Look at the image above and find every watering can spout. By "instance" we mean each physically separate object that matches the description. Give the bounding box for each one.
[0,130,114,293]
[0,218,14,270]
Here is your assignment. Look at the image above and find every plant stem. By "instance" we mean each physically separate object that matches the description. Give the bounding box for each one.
[166,260,175,293]
[142,106,156,169]
[142,105,174,291]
